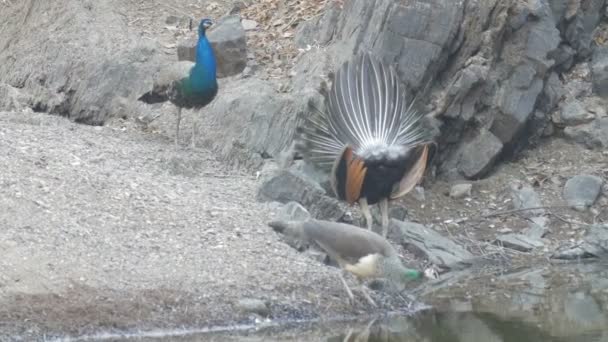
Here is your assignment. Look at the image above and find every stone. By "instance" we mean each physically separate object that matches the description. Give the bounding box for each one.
[495,233,544,252]
[563,174,604,210]
[178,15,247,78]
[552,224,608,260]
[0,0,163,125]
[236,298,270,317]
[276,201,311,222]
[592,46,608,98]
[457,131,503,179]
[563,117,608,149]
[538,72,565,113]
[509,182,544,217]
[391,219,475,270]
[0,83,27,111]
[449,183,472,199]
[257,170,347,222]
[241,19,258,31]
[556,99,595,126]
[492,65,544,144]
[197,77,303,169]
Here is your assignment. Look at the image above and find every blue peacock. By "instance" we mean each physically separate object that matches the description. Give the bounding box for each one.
[139,18,218,147]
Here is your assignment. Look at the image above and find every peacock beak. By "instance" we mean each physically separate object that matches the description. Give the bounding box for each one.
[203,20,214,29]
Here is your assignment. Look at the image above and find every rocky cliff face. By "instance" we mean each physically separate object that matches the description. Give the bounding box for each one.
[0,0,606,175]
[294,0,608,180]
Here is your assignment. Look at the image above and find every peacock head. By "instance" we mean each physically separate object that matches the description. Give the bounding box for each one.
[198,18,214,37]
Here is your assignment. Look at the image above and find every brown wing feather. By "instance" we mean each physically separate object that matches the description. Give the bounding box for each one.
[390,144,429,199]
[345,157,367,204]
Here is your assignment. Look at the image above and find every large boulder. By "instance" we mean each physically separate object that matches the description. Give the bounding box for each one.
[0,0,164,125]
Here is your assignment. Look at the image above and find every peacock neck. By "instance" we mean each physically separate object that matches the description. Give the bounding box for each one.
[189,32,217,92]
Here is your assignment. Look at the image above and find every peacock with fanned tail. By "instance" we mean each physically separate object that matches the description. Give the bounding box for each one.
[296,52,435,237]
[139,18,218,147]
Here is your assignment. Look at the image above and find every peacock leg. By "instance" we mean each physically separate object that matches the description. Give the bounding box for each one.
[359,198,373,230]
[338,271,355,305]
[191,115,197,149]
[379,198,389,237]
[175,107,182,147]
[357,284,377,307]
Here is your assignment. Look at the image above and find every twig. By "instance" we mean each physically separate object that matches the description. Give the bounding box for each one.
[482,205,571,218]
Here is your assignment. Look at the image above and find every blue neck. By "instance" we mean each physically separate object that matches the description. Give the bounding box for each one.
[190,31,217,91]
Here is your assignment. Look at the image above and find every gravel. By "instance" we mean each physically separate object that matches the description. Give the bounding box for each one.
[0,110,364,338]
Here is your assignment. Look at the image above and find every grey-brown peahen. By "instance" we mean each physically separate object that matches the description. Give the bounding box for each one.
[269,219,433,306]
[138,18,218,147]
[296,52,435,237]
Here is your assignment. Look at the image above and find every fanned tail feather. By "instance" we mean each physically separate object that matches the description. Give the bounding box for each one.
[296,51,434,169]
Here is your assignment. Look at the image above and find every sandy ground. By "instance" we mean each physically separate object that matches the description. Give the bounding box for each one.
[0,110,371,339]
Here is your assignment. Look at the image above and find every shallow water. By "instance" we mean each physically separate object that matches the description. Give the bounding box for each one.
[59,262,608,342]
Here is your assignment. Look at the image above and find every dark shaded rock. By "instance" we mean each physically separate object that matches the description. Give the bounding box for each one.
[178,15,247,78]
[492,64,544,145]
[538,72,565,113]
[563,117,608,149]
[391,219,475,269]
[563,174,604,210]
[455,131,503,179]
[557,0,605,58]
[257,170,347,221]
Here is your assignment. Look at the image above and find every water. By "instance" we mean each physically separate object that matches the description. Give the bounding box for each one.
[58,262,608,341]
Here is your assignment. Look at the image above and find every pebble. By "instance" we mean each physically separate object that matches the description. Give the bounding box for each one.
[563,174,603,211]
[449,183,472,199]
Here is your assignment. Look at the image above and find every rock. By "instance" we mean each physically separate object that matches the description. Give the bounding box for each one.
[198,77,303,169]
[563,174,604,210]
[495,233,544,252]
[391,220,475,270]
[509,182,544,217]
[236,298,270,317]
[591,46,608,98]
[0,83,27,111]
[0,1,163,125]
[563,117,608,149]
[449,183,472,199]
[558,0,604,58]
[538,72,565,113]
[555,99,595,126]
[178,15,247,78]
[276,201,311,222]
[491,64,544,145]
[525,216,549,240]
[455,131,504,179]
[552,224,608,260]
[241,19,258,31]
[257,170,347,221]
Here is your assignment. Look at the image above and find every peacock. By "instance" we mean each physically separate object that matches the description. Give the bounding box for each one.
[296,52,435,237]
[138,18,218,147]
[269,219,433,306]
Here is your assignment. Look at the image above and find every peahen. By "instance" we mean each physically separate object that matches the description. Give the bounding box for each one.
[268,219,433,306]
[296,52,435,237]
[138,18,218,147]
